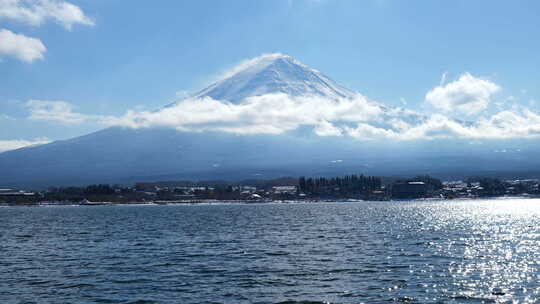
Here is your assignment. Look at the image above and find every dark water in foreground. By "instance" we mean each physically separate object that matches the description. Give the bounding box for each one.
[2,200,540,303]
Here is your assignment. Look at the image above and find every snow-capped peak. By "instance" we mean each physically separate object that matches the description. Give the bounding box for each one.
[189,53,357,103]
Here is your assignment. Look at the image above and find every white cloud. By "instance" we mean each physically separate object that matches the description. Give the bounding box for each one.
[344,122,399,140]
[111,93,540,140]
[314,120,342,136]
[0,28,45,62]
[111,93,382,134]
[26,99,91,123]
[0,0,94,30]
[425,73,500,116]
[0,137,50,152]
[25,99,129,125]
[23,93,540,141]
[344,110,540,140]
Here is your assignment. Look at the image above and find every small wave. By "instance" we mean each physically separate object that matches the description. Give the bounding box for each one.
[266,251,290,256]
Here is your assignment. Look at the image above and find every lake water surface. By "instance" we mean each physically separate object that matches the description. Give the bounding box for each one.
[2,199,540,303]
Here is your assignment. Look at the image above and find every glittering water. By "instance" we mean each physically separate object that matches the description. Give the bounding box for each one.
[2,199,540,303]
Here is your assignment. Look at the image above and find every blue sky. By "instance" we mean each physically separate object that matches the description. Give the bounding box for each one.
[1,0,540,149]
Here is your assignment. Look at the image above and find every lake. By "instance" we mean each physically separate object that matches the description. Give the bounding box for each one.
[2,199,540,303]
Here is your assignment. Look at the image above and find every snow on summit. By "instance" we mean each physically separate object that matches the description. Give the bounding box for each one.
[190,53,357,103]
[141,53,427,137]
[123,53,522,141]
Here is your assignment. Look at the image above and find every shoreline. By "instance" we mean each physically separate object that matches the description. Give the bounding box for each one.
[2,195,540,207]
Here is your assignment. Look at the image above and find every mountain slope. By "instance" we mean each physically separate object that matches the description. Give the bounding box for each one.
[1,54,539,188]
[1,125,537,188]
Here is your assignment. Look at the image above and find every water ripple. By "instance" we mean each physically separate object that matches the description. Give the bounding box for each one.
[2,199,540,303]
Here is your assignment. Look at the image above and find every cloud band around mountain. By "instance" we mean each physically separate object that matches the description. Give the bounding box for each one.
[24,92,540,141]
[18,53,539,144]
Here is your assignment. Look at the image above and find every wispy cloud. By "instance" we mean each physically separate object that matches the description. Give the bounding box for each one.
[0,137,50,152]
[425,73,500,116]
[439,72,447,86]
[0,28,45,62]
[0,0,94,30]
[25,99,123,126]
[26,99,89,123]
[211,53,303,84]
[0,113,15,120]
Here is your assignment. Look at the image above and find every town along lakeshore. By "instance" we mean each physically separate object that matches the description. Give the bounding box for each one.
[2,175,539,206]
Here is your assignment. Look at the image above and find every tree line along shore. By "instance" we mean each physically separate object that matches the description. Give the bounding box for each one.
[1,175,539,206]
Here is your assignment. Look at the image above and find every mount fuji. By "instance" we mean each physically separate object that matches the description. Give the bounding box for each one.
[188,54,356,103]
[1,54,538,188]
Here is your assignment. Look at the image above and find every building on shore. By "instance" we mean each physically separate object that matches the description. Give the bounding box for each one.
[0,189,36,196]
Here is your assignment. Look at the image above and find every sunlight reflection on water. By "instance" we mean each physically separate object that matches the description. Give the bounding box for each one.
[2,199,540,303]
[404,199,540,303]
